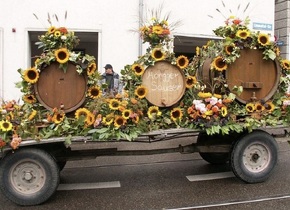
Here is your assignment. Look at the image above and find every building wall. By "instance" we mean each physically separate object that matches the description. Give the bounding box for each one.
[275,0,290,59]
[0,0,275,101]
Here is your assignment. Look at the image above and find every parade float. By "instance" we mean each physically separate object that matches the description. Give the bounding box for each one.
[1,12,290,205]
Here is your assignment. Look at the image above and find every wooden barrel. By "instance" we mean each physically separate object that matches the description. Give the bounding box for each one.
[34,62,87,113]
[198,49,280,104]
[142,61,186,107]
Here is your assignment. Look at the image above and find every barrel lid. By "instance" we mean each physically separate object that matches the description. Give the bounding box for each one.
[34,62,87,113]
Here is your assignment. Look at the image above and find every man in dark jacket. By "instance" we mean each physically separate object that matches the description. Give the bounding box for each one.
[101,64,122,96]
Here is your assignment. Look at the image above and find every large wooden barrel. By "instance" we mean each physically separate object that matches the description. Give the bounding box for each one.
[142,61,186,107]
[34,62,87,113]
[198,49,280,104]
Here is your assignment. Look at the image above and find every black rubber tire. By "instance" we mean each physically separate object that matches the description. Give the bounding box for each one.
[230,130,278,183]
[197,132,235,164]
[0,148,60,206]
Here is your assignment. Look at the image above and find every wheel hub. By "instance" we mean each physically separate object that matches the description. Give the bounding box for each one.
[243,143,270,173]
[10,160,46,194]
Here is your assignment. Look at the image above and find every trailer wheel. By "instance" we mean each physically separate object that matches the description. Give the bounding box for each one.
[197,132,234,164]
[230,130,278,183]
[0,148,60,206]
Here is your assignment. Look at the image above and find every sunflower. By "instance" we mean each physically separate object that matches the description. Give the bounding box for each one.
[211,56,227,71]
[186,76,197,88]
[23,94,37,104]
[224,44,235,55]
[52,112,65,124]
[122,109,131,119]
[236,29,250,39]
[28,110,37,121]
[54,30,61,37]
[109,99,120,110]
[196,46,200,56]
[246,103,255,113]
[264,101,275,112]
[54,48,70,64]
[152,25,164,34]
[147,106,162,120]
[88,86,102,99]
[281,59,290,70]
[151,48,165,61]
[221,106,228,117]
[170,107,183,121]
[102,115,114,126]
[85,112,95,126]
[23,67,39,84]
[0,120,13,132]
[258,33,270,46]
[135,85,148,99]
[255,103,265,112]
[75,107,90,120]
[48,26,56,34]
[87,62,97,76]
[176,55,189,69]
[198,92,212,98]
[131,64,145,76]
[114,115,126,128]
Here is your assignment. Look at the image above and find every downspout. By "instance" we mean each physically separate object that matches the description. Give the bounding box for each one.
[139,0,144,56]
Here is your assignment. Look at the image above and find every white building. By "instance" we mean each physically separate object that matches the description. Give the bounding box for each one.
[0,0,275,101]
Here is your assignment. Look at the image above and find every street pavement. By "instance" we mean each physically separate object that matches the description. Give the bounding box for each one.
[1,136,290,210]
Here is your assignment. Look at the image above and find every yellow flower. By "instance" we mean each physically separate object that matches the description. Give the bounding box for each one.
[186,76,197,88]
[28,110,37,121]
[176,55,189,69]
[170,107,183,121]
[152,25,163,34]
[0,120,13,132]
[102,115,114,126]
[258,33,270,46]
[109,99,120,110]
[147,106,161,120]
[211,56,227,71]
[198,92,212,98]
[48,26,56,34]
[236,29,250,39]
[135,85,148,99]
[85,112,95,126]
[23,67,39,84]
[75,108,90,120]
[255,103,265,112]
[122,109,131,119]
[264,101,275,112]
[23,94,37,104]
[224,44,235,55]
[88,86,102,99]
[52,112,65,124]
[54,48,70,64]
[221,106,228,117]
[132,64,145,76]
[54,30,61,37]
[87,62,97,76]
[281,59,290,70]
[151,48,165,61]
[196,46,200,56]
[213,94,222,99]
[246,103,255,113]
[114,115,126,128]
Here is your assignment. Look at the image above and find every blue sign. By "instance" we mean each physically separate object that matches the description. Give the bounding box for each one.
[253,22,273,31]
[276,40,284,46]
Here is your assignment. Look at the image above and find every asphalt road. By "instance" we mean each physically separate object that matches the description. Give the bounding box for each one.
[1,137,290,210]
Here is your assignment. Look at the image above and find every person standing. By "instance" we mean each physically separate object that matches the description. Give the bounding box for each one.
[101,64,122,96]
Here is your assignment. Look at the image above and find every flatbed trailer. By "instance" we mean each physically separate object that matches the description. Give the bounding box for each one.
[0,126,289,206]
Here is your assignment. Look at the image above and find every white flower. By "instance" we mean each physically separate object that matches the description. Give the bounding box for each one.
[61,35,67,41]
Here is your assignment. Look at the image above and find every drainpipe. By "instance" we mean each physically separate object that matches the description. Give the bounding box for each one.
[139,0,144,56]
